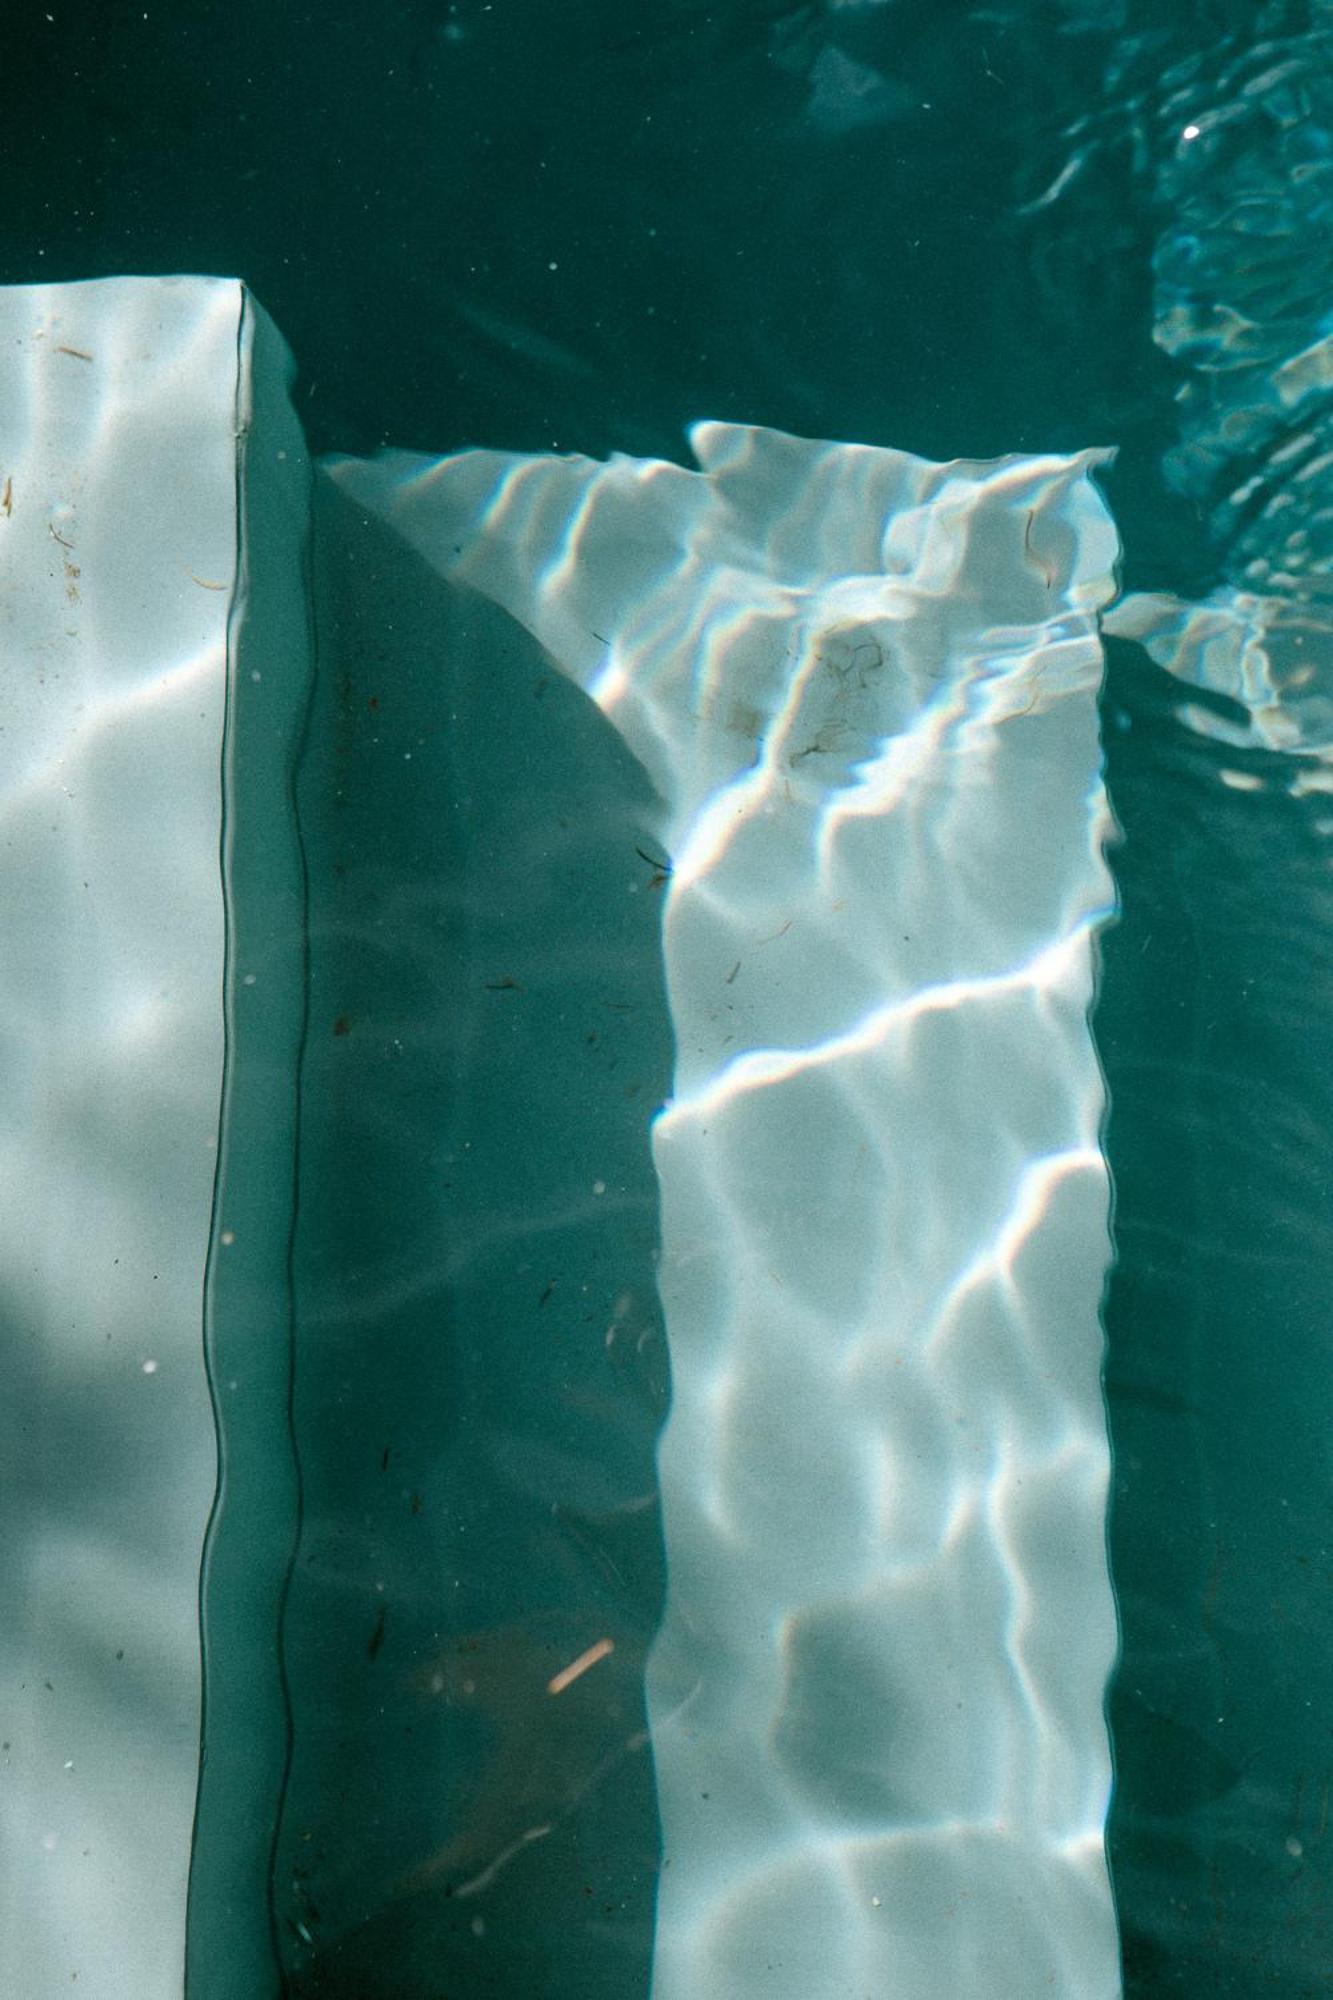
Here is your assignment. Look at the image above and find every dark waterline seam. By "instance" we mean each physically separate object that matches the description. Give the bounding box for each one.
[184,284,251,2000]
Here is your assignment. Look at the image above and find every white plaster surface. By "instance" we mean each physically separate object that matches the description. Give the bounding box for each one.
[331,423,1124,1998]
[0,276,240,2000]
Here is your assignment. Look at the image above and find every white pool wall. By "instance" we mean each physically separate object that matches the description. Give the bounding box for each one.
[330,421,1124,1998]
[0,274,313,2000]
[0,276,239,2000]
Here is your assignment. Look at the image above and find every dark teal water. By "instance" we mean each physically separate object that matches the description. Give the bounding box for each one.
[5,2,1331,1992]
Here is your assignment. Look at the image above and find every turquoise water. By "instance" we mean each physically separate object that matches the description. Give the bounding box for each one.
[1,2,1331,1994]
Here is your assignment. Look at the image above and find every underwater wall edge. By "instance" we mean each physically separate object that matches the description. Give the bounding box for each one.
[184,287,317,1999]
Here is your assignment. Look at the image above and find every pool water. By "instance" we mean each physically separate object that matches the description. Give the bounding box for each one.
[1,2,1330,1994]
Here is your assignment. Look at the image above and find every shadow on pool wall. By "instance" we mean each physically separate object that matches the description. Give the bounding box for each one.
[272,475,674,1997]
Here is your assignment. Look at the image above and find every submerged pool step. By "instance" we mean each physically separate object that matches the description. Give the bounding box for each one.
[0,277,313,1999]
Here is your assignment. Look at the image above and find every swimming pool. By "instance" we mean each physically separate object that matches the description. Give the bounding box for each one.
[1,4,1329,1995]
